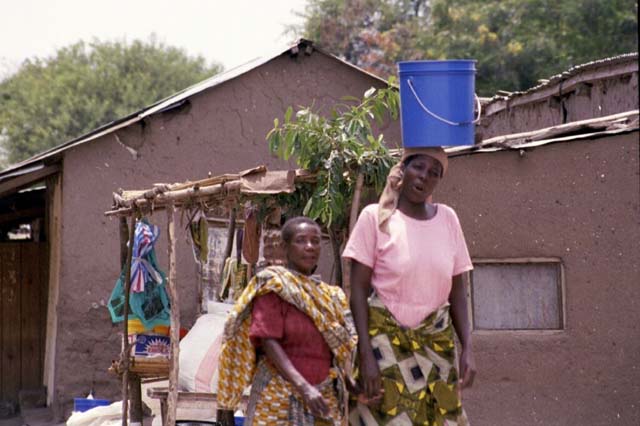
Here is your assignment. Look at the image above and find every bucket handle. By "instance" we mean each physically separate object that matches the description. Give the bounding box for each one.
[407,78,482,126]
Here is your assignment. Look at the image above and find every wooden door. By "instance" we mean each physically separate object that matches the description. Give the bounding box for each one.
[0,243,48,404]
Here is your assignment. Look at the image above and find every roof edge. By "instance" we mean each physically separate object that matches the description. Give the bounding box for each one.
[484,52,639,116]
[447,109,639,156]
[1,39,389,181]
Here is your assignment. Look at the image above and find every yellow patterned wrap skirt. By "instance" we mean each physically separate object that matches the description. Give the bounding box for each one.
[244,359,343,425]
[349,297,469,426]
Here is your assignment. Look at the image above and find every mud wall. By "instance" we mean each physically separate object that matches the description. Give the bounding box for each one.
[480,70,639,138]
[52,51,401,418]
[436,132,640,425]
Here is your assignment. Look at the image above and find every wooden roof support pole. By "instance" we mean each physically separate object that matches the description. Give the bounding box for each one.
[119,217,129,269]
[342,172,364,298]
[166,203,180,426]
[349,173,364,234]
[121,214,136,426]
[219,208,237,298]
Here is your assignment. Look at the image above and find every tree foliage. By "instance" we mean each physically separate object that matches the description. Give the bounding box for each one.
[267,84,398,229]
[266,83,399,284]
[300,0,638,95]
[0,37,222,166]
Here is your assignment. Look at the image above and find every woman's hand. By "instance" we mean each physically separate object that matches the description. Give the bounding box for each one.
[298,382,329,418]
[459,346,476,389]
[359,350,384,404]
[345,375,361,395]
[350,261,384,405]
[262,337,330,417]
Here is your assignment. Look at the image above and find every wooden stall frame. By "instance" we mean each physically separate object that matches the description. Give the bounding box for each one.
[105,165,365,425]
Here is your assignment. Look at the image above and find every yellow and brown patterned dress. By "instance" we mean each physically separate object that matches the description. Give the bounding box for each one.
[217,266,357,425]
[349,296,469,426]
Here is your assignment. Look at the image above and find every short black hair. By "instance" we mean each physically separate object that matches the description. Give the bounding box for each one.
[281,216,321,243]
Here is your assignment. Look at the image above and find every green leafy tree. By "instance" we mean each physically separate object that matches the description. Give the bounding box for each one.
[0,37,222,166]
[299,0,638,95]
[266,82,399,285]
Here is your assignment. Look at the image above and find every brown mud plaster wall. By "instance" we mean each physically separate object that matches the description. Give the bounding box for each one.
[563,72,639,123]
[436,132,639,426]
[480,71,639,138]
[50,51,400,419]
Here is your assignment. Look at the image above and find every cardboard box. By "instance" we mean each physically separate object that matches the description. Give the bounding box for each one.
[129,334,170,357]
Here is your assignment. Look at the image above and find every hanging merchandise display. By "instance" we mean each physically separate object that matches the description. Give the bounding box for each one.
[189,210,209,264]
[219,229,248,302]
[108,219,171,330]
[242,205,261,265]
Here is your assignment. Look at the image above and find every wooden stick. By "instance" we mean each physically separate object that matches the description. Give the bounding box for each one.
[129,375,143,425]
[166,203,180,426]
[121,215,136,426]
[328,228,343,287]
[103,168,325,218]
[104,181,242,216]
[119,217,129,268]
[121,217,144,425]
[219,208,237,296]
[140,181,241,208]
[349,173,365,234]
[342,172,364,297]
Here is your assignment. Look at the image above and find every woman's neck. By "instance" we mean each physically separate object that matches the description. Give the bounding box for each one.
[397,197,437,220]
[286,263,312,276]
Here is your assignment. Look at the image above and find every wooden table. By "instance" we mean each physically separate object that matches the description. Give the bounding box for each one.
[110,357,170,423]
[147,387,248,426]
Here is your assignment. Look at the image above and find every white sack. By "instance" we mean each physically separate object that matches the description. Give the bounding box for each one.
[66,401,122,426]
[178,302,233,392]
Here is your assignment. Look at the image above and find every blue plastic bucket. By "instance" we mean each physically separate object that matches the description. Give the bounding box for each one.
[398,60,479,147]
[73,398,110,412]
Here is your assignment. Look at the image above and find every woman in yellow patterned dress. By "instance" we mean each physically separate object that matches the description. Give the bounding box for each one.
[217,217,357,426]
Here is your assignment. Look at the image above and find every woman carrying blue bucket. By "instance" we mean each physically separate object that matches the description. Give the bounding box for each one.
[343,60,478,425]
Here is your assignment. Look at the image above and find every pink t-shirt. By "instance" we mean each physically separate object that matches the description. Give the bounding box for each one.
[343,203,473,328]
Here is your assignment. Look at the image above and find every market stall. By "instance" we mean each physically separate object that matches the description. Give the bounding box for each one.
[104,165,326,425]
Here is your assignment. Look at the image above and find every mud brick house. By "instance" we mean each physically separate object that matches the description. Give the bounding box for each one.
[440,53,639,426]
[0,40,637,425]
[0,39,398,419]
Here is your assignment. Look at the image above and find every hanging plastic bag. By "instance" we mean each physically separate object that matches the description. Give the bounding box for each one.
[108,219,171,330]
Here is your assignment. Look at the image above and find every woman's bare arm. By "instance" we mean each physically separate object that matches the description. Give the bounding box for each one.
[449,272,476,388]
[350,260,383,401]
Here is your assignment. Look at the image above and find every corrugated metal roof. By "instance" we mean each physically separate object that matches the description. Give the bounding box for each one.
[0,163,44,182]
[0,39,387,180]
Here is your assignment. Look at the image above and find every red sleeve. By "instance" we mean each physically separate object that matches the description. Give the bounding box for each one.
[249,292,285,347]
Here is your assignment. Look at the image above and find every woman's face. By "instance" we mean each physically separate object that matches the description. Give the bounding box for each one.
[400,154,442,203]
[285,223,321,275]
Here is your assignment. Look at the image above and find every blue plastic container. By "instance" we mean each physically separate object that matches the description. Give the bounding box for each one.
[73,398,111,412]
[398,60,478,147]
[234,416,244,426]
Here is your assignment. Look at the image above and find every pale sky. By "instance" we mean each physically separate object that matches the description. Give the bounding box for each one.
[0,0,309,79]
